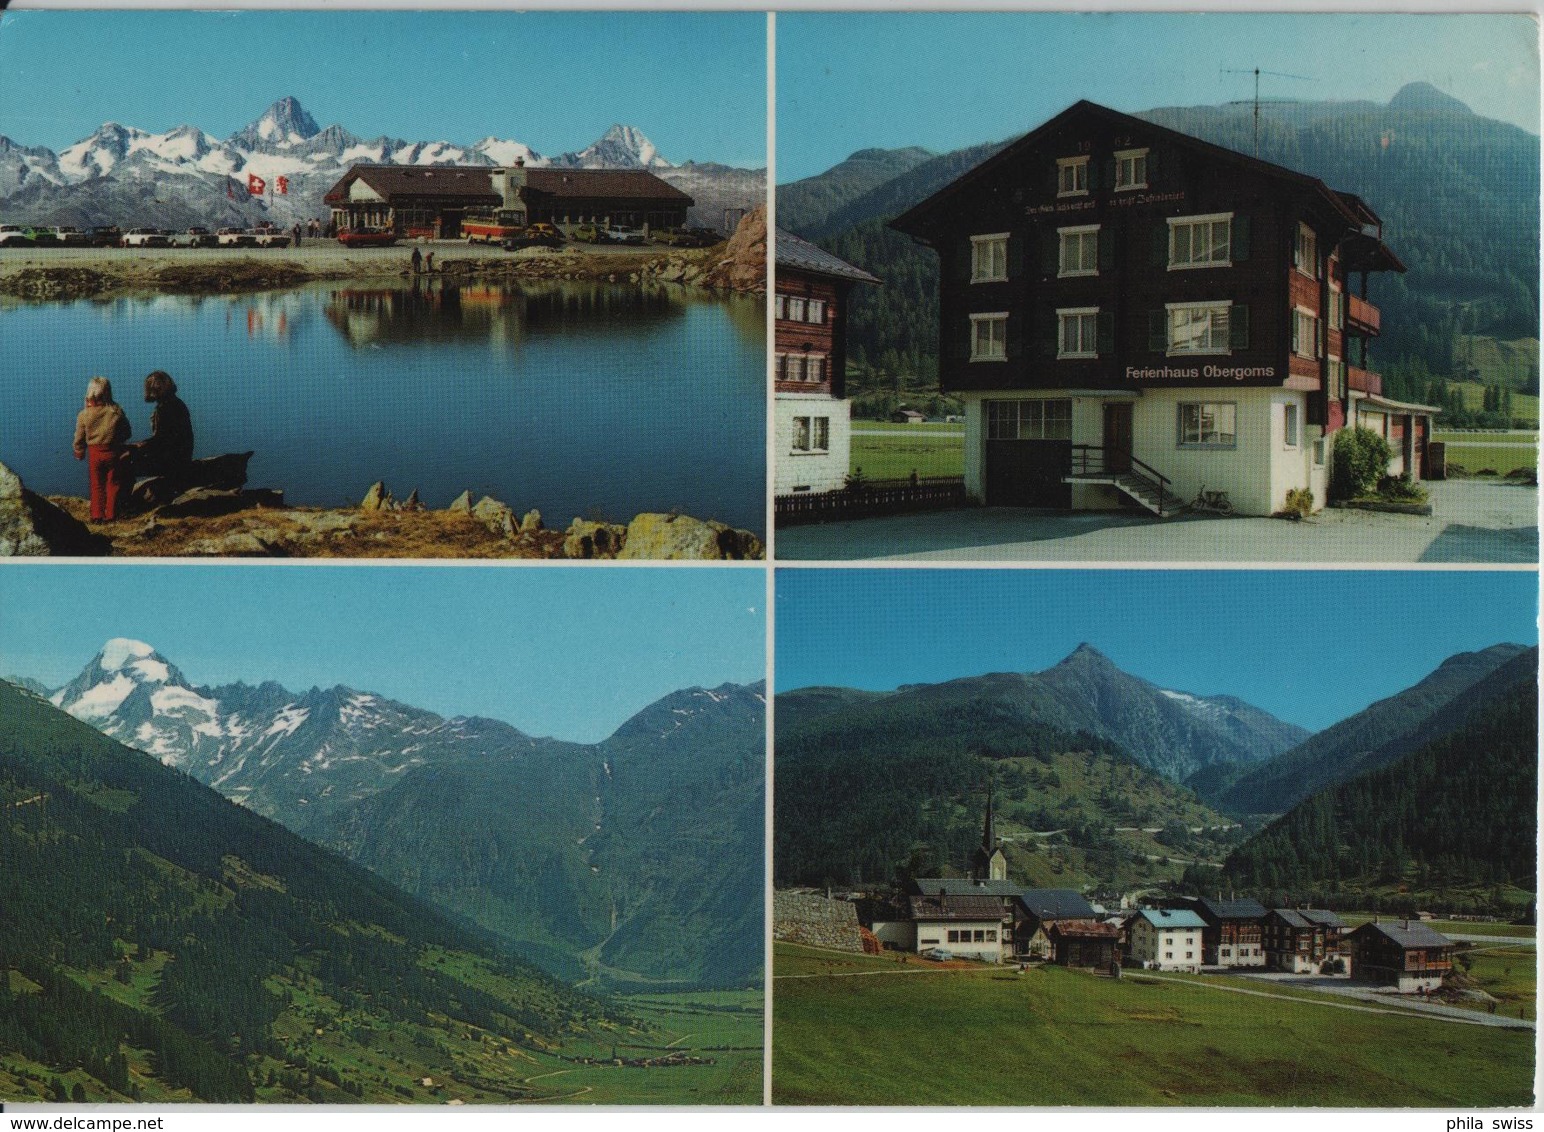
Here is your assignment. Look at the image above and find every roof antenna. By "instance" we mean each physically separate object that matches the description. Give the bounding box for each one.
[1221,67,1312,157]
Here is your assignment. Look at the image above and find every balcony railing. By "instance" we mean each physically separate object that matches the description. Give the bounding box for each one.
[1347,294,1381,335]
[1348,365,1383,396]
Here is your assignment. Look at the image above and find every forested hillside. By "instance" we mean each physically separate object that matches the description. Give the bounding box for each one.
[0,681,627,1104]
[1222,671,1537,916]
[1202,644,1531,815]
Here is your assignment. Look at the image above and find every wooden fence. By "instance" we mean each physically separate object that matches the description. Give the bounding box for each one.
[775,476,969,525]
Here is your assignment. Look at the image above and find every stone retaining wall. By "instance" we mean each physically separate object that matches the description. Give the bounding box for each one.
[773,891,865,953]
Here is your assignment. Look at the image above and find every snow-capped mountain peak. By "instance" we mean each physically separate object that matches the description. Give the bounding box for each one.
[50,638,192,724]
[568,123,672,170]
[232,96,321,150]
[472,136,548,167]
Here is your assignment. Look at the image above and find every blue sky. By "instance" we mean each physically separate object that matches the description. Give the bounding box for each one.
[0,565,765,744]
[0,10,767,168]
[777,12,1539,182]
[775,569,1537,732]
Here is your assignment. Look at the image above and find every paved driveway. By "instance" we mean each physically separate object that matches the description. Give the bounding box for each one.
[775,480,1537,564]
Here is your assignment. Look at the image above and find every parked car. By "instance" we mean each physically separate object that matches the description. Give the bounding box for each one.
[501,230,563,252]
[120,228,173,248]
[251,228,291,248]
[183,227,216,248]
[653,226,720,248]
[216,227,257,247]
[336,227,399,248]
[571,223,604,244]
[927,948,956,962]
[527,222,562,241]
[0,224,35,247]
[50,226,89,247]
[87,226,122,247]
[601,225,646,246]
[25,227,62,246]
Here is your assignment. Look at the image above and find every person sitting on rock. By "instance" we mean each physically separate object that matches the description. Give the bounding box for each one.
[129,370,195,479]
[72,375,131,521]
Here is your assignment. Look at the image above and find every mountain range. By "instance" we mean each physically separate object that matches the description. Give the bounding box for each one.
[25,640,765,991]
[778,83,1540,395]
[775,644,1307,889]
[776,642,1536,906]
[0,96,764,232]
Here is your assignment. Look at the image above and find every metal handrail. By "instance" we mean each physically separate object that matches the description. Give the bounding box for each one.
[1067,445,1174,516]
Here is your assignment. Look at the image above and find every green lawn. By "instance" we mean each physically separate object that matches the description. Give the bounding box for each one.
[849,422,964,480]
[771,944,1533,1106]
[1434,432,1538,476]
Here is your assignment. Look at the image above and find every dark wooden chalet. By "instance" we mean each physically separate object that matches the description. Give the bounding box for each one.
[1186,897,1267,967]
[1047,919,1120,969]
[1017,888,1099,959]
[1263,908,1348,974]
[1348,920,1454,992]
[889,100,1430,516]
[325,163,692,238]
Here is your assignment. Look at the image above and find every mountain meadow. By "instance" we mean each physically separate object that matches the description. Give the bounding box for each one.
[779,84,1540,423]
[0,642,765,1104]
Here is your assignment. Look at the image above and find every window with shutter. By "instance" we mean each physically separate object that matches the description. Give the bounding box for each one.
[1168,213,1233,269]
[971,233,1009,282]
[1057,225,1099,277]
[1057,307,1099,358]
[1056,157,1089,197]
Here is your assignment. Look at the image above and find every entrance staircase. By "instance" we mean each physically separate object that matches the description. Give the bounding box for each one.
[1064,445,1176,517]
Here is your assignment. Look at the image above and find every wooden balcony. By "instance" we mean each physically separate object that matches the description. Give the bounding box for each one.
[1347,293,1381,335]
[1348,365,1382,396]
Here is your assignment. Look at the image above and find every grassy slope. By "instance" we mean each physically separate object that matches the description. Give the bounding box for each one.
[771,944,1533,1107]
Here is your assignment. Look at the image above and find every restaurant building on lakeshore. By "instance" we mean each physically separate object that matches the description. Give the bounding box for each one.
[324,161,693,238]
[890,100,1435,516]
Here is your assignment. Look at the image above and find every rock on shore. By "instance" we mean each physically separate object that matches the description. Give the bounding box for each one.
[0,461,110,556]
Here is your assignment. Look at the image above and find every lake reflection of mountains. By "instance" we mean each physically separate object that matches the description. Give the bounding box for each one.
[323,280,686,348]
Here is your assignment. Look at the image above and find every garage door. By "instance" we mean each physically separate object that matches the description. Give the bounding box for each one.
[983,400,1074,508]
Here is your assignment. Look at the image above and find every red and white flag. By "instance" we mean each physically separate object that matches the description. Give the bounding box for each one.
[276,175,289,196]
[247,172,266,196]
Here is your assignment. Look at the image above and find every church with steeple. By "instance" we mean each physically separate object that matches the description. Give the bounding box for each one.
[970,786,1008,882]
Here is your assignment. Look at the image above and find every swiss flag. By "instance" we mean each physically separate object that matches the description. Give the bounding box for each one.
[247,172,266,196]
[276,175,289,196]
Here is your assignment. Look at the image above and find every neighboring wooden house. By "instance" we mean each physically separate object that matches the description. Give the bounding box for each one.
[1048,919,1120,969]
[1348,920,1454,993]
[1127,908,1206,972]
[1192,897,1267,968]
[1017,889,1099,960]
[909,892,1009,962]
[890,409,928,425]
[889,99,1432,516]
[324,162,692,238]
[1263,908,1348,974]
[774,229,880,498]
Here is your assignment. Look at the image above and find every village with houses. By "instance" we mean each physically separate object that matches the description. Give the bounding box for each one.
[776,794,1468,996]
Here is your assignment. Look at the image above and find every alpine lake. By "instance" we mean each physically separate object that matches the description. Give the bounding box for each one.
[2,278,766,535]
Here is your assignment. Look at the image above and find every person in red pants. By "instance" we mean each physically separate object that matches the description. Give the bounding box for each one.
[72,375,131,521]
